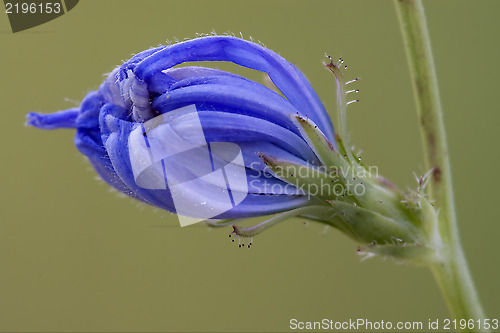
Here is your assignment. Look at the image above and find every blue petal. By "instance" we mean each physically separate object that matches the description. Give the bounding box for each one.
[152,78,302,137]
[148,66,241,93]
[216,193,315,219]
[170,111,319,163]
[122,36,335,142]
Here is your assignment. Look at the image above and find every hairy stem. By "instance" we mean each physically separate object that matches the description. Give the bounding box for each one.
[394,0,486,325]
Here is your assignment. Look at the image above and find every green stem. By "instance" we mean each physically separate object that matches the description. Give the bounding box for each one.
[394,0,486,325]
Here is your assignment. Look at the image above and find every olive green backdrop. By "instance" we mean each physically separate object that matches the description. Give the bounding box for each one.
[1,1,499,332]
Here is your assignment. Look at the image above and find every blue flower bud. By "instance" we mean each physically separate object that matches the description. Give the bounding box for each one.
[26,36,335,222]
[26,35,440,263]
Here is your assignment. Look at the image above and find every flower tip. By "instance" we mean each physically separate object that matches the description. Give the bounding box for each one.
[25,112,38,127]
[25,112,54,130]
[25,108,79,130]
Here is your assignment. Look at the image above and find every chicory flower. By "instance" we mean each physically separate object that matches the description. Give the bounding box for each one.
[27,35,438,260]
[26,36,336,223]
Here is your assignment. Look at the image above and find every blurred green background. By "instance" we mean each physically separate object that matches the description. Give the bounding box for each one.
[1,0,499,332]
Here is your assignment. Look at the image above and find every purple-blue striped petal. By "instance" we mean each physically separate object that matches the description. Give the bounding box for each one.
[125,36,335,142]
